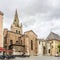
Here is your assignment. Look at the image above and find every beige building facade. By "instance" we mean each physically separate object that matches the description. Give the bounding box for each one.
[38,39,46,55]
[24,30,38,55]
[46,32,60,56]
[46,40,60,56]
[38,32,60,56]
[0,11,3,47]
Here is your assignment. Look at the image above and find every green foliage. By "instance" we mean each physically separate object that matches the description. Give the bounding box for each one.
[58,44,60,52]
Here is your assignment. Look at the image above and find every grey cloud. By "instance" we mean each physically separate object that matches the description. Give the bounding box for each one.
[1,0,60,38]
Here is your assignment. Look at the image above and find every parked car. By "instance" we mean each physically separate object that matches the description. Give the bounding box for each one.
[0,55,5,59]
[55,53,59,57]
[11,55,15,59]
[5,55,15,59]
[5,55,12,59]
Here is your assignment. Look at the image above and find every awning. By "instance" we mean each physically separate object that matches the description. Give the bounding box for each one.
[0,47,13,52]
[0,47,6,52]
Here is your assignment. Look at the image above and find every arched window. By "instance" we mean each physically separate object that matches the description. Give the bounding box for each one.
[48,49,50,53]
[20,40,22,45]
[31,40,33,50]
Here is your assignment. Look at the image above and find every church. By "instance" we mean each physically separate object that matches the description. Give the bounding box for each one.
[3,10,38,56]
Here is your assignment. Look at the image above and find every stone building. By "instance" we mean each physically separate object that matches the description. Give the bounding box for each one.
[37,32,60,56]
[46,32,60,56]
[3,10,38,56]
[38,39,46,55]
[0,11,4,47]
[24,30,38,55]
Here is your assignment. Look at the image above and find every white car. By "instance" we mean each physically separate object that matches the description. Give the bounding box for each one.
[55,53,59,57]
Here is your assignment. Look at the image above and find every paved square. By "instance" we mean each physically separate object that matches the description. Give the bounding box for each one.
[10,56,60,60]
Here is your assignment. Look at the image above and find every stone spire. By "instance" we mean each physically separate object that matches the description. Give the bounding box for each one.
[13,9,19,27]
[11,9,23,34]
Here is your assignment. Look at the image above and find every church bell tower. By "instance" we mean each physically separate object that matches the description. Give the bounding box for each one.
[11,10,22,34]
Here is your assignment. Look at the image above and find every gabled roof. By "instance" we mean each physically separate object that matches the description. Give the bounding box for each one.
[38,39,46,41]
[24,30,37,37]
[46,32,60,40]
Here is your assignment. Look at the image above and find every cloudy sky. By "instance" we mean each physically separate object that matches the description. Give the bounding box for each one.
[0,0,60,39]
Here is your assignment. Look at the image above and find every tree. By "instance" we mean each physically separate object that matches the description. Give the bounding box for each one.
[58,44,60,53]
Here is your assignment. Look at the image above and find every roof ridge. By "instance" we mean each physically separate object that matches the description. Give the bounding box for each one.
[46,32,60,40]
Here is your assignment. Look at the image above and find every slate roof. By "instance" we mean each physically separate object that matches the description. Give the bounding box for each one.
[46,32,60,40]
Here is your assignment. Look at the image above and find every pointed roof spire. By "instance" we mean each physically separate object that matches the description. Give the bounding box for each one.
[15,9,18,19]
[13,9,19,27]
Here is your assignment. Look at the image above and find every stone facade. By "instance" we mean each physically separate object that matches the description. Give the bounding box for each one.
[46,40,60,56]
[38,39,46,55]
[24,30,38,55]
[46,32,60,56]
[38,32,60,56]
[0,11,3,47]
[3,10,38,56]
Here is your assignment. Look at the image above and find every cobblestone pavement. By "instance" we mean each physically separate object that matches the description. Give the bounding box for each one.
[1,56,60,60]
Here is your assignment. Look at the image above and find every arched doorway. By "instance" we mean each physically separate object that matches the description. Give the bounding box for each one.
[43,46,46,55]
